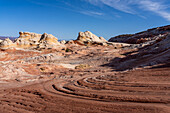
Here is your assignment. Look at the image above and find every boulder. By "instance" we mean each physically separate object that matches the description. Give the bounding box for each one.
[60,40,66,45]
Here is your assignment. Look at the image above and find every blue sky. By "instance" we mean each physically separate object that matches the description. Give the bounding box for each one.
[0,0,170,40]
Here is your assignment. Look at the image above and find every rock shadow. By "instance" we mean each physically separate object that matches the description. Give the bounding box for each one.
[102,48,170,71]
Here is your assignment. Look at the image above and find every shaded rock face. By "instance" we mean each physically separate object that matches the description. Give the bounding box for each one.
[109,25,170,44]
[0,32,65,50]
[76,31,107,45]
[111,33,170,71]
[38,33,62,49]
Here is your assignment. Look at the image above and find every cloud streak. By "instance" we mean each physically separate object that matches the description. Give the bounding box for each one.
[80,11,104,16]
[27,0,170,21]
[139,0,170,21]
[85,0,170,21]
[86,0,136,14]
[27,0,104,17]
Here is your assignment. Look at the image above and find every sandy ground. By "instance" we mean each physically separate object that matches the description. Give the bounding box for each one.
[0,45,169,113]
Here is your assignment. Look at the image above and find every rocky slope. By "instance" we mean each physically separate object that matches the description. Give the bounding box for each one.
[107,33,170,71]
[109,25,170,44]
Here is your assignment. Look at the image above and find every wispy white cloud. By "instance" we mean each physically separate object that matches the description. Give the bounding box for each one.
[85,0,170,21]
[87,0,136,14]
[27,0,104,17]
[27,0,170,21]
[80,11,104,16]
[139,0,170,21]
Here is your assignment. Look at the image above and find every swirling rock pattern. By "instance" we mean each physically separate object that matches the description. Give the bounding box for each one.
[0,43,169,113]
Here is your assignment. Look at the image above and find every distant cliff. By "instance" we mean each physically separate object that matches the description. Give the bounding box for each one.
[0,36,16,41]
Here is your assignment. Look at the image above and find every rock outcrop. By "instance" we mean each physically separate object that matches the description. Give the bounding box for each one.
[109,25,170,44]
[77,31,107,43]
[15,32,42,48]
[75,31,131,47]
[112,33,170,71]
[0,38,16,49]
[76,31,107,45]
[0,32,65,50]
[38,33,62,49]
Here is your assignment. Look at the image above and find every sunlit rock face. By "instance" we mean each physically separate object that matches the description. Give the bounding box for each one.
[0,32,65,50]
[76,31,107,45]
[0,39,3,43]
[15,32,42,48]
[75,31,129,47]
[38,33,62,49]
[0,38,16,49]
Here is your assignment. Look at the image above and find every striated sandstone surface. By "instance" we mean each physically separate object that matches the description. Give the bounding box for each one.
[108,33,170,71]
[0,25,170,113]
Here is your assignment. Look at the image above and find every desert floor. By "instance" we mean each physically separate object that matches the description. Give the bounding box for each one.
[0,46,169,113]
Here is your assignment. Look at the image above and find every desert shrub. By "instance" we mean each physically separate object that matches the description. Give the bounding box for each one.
[65,48,73,52]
